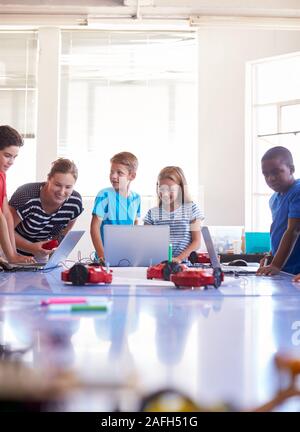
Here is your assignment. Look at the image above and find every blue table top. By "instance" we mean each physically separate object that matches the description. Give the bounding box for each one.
[0,267,300,411]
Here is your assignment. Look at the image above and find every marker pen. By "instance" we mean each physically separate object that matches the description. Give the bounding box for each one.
[168,243,173,263]
[41,298,87,306]
[46,304,108,313]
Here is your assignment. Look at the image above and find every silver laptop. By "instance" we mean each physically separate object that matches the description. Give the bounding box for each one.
[104,225,170,267]
[201,226,258,275]
[6,230,85,271]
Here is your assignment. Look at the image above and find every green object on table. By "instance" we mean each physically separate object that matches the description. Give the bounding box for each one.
[168,243,173,262]
[245,232,270,254]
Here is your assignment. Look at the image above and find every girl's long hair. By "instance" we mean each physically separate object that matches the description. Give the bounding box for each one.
[156,166,192,206]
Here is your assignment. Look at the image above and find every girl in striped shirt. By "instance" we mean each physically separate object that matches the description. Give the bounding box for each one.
[144,166,204,263]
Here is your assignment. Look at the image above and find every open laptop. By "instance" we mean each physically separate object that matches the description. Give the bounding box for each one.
[1,230,85,271]
[201,226,258,275]
[103,225,170,267]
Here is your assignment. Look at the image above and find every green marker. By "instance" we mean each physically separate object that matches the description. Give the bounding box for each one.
[47,304,108,313]
[168,243,173,263]
[71,305,107,312]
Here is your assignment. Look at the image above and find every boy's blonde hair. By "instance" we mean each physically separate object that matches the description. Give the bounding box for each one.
[110,152,138,174]
[157,166,192,206]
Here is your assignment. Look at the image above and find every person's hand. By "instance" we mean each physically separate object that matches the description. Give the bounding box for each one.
[259,254,272,268]
[256,264,280,276]
[9,254,36,264]
[93,257,106,266]
[31,242,53,257]
[98,257,106,266]
[293,273,300,282]
[172,257,182,264]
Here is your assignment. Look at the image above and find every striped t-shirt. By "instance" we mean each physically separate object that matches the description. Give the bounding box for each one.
[9,182,83,243]
[144,202,204,258]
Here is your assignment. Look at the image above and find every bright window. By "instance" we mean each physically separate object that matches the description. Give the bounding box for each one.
[247,52,300,231]
[0,31,38,195]
[59,30,198,214]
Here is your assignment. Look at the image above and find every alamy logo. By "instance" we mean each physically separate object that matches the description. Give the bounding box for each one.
[291,321,300,346]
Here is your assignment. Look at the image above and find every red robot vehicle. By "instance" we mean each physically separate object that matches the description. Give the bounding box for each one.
[170,267,224,289]
[61,263,113,286]
[147,261,188,281]
[188,251,211,265]
[147,259,223,289]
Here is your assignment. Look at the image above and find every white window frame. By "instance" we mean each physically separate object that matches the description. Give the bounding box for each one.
[246,52,300,232]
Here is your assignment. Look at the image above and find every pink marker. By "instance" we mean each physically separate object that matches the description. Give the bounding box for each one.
[41,297,87,306]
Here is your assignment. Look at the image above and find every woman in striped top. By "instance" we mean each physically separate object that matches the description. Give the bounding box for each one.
[9,158,83,259]
[144,166,204,263]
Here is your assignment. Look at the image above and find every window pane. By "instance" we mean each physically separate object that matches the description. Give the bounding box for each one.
[256,105,277,136]
[252,195,272,233]
[255,54,300,104]
[0,31,38,195]
[59,30,198,206]
[281,104,300,132]
[253,137,275,194]
[249,53,300,231]
[8,138,37,196]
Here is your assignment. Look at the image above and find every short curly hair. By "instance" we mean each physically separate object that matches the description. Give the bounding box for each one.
[261,146,294,169]
[0,125,24,150]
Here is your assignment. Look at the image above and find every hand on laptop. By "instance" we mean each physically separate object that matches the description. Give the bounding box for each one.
[9,254,36,264]
[256,263,280,276]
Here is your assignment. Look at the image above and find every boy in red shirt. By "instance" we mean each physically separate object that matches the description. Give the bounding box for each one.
[0,125,34,263]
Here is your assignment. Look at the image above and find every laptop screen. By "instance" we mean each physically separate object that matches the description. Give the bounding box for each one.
[201,226,221,270]
[202,226,258,275]
[43,230,85,269]
[104,225,170,267]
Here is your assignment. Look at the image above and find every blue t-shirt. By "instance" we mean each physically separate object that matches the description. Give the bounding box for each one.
[270,179,300,274]
[92,187,141,243]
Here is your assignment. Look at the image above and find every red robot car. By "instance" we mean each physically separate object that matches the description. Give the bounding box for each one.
[188,251,211,265]
[147,261,188,281]
[171,268,224,289]
[62,263,113,286]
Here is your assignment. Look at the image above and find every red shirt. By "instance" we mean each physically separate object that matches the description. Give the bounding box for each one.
[0,172,7,210]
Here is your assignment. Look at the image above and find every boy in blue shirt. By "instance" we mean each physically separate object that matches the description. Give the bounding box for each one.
[257,146,300,276]
[90,152,141,261]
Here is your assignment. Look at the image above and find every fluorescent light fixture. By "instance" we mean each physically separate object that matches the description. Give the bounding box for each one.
[0,14,86,27]
[87,16,191,31]
[189,15,300,30]
[124,0,154,5]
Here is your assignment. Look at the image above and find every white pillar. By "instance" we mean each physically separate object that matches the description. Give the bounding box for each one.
[36,27,60,181]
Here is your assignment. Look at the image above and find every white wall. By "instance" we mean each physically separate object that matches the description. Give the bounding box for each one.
[198,27,300,225]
